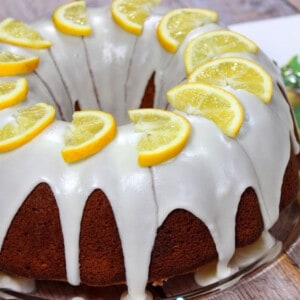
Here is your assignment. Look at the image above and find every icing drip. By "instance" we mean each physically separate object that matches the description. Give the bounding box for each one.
[121,290,153,300]
[0,5,299,300]
[195,231,279,286]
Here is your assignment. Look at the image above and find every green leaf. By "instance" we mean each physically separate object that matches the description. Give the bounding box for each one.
[281,55,300,90]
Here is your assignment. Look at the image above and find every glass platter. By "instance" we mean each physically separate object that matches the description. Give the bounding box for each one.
[1,198,299,300]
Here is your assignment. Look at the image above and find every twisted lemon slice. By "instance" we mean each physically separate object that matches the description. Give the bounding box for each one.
[0,50,39,76]
[62,110,117,163]
[111,0,161,35]
[53,0,92,36]
[188,56,273,104]
[184,30,258,75]
[157,8,218,53]
[0,78,28,110]
[167,83,244,138]
[0,18,51,49]
[129,109,191,167]
[0,103,55,152]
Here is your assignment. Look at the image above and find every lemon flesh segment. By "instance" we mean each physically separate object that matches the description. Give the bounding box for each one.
[129,109,191,167]
[53,0,92,36]
[157,8,218,53]
[0,50,40,76]
[0,18,51,49]
[62,110,117,163]
[111,0,161,35]
[0,103,55,152]
[167,83,244,138]
[188,57,273,104]
[0,78,28,110]
[184,30,259,75]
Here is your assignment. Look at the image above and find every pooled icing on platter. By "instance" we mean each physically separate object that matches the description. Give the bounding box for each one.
[194,230,279,286]
[0,5,299,300]
[0,272,35,299]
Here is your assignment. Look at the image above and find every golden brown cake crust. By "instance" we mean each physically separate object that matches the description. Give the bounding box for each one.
[0,183,66,281]
[79,189,125,285]
[0,150,298,286]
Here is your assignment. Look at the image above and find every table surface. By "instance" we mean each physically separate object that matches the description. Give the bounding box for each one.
[1,0,300,299]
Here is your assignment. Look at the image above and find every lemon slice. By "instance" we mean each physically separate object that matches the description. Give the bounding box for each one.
[167,83,244,138]
[62,110,117,163]
[129,109,191,167]
[0,50,40,76]
[157,8,218,53]
[53,0,92,36]
[0,103,55,152]
[188,56,273,104]
[0,78,28,110]
[184,30,259,75]
[111,0,161,35]
[0,18,51,49]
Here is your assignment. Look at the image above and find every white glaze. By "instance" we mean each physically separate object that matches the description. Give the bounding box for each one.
[195,231,279,286]
[0,272,35,299]
[0,5,299,300]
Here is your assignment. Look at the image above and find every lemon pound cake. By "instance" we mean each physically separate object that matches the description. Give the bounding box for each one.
[0,1,299,299]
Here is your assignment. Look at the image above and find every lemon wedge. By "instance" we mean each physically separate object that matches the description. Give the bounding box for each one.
[0,103,55,152]
[62,110,117,163]
[111,0,161,35]
[167,83,244,138]
[157,8,218,53]
[0,50,40,76]
[188,56,273,104]
[0,78,28,110]
[129,109,191,167]
[184,30,258,75]
[53,0,92,36]
[0,18,51,49]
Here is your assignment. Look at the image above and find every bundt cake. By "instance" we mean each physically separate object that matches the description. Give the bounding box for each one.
[0,1,299,299]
